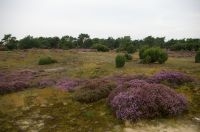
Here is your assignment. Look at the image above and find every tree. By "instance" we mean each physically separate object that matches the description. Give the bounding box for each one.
[37,37,51,49]
[1,34,17,50]
[144,36,155,47]
[118,36,136,53]
[106,37,117,49]
[18,35,39,49]
[60,36,76,49]
[154,37,165,48]
[164,39,176,49]
[48,37,60,48]
[77,33,90,48]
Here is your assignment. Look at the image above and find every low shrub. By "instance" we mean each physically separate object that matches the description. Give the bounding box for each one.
[0,81,29,94]
[56,78,84,92]
[115,54,125,68]
[148,71,194,85]
[73,79,116,103]
[0,70,37,94]
[108,79,148,104]
[38,57,57,65]
[140,47,168,64]
[126,45,136,54]
[195,50,200,63]
[92,44,109,52]
[139,46,149,59]
[108,79,188,121]
[38,79,56,88]
[124,53,132,61]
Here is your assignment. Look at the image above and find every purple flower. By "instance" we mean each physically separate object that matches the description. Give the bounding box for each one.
[0,70,37,94]
[147,71,193,85]
[108,79,188,121]
[56,78,83,91]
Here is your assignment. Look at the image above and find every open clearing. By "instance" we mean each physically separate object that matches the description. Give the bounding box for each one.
[0,49,200,132]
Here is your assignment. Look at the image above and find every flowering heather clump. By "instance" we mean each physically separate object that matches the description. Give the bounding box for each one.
[148,71,193,85]
[0,70,37,94]
[38,79,56,88]
[73,79,116,103]
[106,74,147,85]
[56,78,82,92]
[109,80,188,121]
[108,79,148,104]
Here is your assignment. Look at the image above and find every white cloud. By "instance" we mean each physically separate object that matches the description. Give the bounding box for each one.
[0,0,200,39]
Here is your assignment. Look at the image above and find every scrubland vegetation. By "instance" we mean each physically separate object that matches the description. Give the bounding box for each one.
[0,34,200,131]
[1,34,200,52]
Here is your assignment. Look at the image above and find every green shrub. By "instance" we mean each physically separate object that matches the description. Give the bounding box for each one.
[115,54,125,68]
[38,57,57,65]
[195,50,200,63]
[126,45,136,54]
[141,48,168,64]
[143,55,151,64]
[158,51,168,64]
[73,79,116,103]
[139,46,149,59]
[92,44,109,52]
[124,53,132,61]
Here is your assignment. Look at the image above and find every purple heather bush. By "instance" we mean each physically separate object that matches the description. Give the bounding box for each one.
[38,79,56,88]
[108,79,188,121]
[56,78,83,92]
[0,70,37,94]
[148,71,193,85]
[73,79,116,103]
[108,79,148,104]
[106,74,147,85]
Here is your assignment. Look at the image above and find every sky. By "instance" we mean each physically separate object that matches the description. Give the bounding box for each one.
[0,0,200,40]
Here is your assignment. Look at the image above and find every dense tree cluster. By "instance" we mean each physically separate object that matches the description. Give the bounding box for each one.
[0,34,200,51]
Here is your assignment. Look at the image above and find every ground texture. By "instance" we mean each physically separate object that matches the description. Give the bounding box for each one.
[0,49,200,132]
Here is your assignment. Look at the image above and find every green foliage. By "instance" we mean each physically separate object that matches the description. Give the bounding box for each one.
[143,36,165,47]
[141,47,168,64]
[60,36,76,49]
[117,36,136,53]
[124,53,132,61]
[195,50,200,63]
[143,55,151,64]
[38,57,57,65]
[77,33,91,48]
[1,33,200,51]
[139,46,149,59]
[158,51,168,64]
[5,40,17,50]
[18,36,39,49]
[169,39,200,51]
[92,44,109,52]
[126,44,136,54]
[73,80,116,103]
[1,34,17,50]
[115,54,125,68]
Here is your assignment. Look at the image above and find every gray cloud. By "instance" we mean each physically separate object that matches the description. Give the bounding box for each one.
[0,0,200,39]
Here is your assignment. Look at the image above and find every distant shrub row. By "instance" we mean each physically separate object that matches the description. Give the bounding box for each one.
[170,43,200,51]
[1,34,199,52]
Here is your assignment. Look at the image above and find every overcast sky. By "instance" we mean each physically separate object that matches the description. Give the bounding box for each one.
[0,0,200,40]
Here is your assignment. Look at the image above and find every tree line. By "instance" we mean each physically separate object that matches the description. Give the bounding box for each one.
[0,34,200,52]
